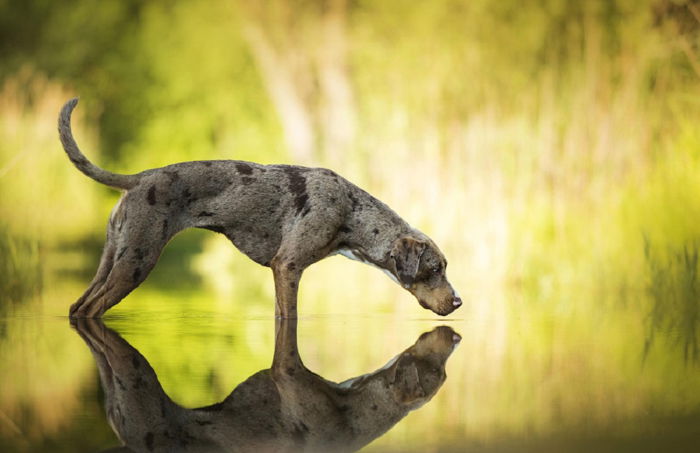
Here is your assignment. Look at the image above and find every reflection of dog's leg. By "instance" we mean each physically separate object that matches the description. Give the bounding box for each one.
[73,318,172,402]
[71,319,116,398]
[72,319,184,450]
[272,317,304,376]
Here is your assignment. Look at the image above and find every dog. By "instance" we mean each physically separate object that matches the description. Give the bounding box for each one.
[58,98,462,318]
[73,317,460,452]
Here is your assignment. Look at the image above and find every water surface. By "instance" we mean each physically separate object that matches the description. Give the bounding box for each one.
[1,276,699,452]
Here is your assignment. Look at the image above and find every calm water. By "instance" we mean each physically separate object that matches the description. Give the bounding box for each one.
[1,273,699,452]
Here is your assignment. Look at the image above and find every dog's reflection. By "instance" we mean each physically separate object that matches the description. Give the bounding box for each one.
[73,319,460,453]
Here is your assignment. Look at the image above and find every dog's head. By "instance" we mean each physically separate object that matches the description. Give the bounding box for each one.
[388,235,462,316]
[389,326,461,408]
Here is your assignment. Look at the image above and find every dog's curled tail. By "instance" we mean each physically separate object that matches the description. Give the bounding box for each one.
[58,98,139,190]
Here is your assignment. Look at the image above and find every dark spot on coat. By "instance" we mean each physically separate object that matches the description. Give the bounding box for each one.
[147,185,156,205]
[164,170,180,181]
[287,262,296,270]
[285,167,309,214]
[116,247,128,261]
[196,402,224,412]
[132,354,141,369]
[161,219,169,240]
[236,162,253,174]
[196,420,213,426]
[182,187,194,202]
[203,225,225,234]
[197,211,214,217]
[371,404,378,411]
[242,176,254,185]
[338,404,350,413]
[286,367,296,375]
[145,432,154,451]
[289,282,296,289]
[134,248,145,260]
[339,226,352,233]
[348,193,359,211]
[133,268,142,283]
[115,376,126,391]
[133,375,145,389]
[300,203,311,217]
[373,228,380,235]
[203,161,213,167]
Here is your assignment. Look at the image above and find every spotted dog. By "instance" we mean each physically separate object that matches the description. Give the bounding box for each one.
[58,98,462,318]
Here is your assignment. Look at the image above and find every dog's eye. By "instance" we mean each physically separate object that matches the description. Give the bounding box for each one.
[432,264,442,274]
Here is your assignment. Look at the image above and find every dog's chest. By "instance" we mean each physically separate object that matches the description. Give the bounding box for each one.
[331,248,399,284]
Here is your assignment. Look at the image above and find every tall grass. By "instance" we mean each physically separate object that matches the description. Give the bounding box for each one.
[0,225,40,306]
[644,238,700,365]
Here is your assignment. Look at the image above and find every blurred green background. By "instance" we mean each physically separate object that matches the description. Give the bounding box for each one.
[1,0,700,451]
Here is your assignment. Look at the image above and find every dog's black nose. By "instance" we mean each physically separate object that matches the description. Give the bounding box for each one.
[452,297,462,308]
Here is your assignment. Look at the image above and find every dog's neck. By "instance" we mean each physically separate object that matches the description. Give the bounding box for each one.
[325,360,415,448]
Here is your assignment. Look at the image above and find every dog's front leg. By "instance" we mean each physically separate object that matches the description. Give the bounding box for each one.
[271,258,302,318]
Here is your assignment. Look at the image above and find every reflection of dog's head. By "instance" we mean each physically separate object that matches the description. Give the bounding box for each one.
[389,236,462,316]
[389,326,461,408]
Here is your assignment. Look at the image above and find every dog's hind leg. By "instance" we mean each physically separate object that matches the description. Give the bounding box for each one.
[70,205,174,318]
[69,200,126,317]
[69,236,118,317]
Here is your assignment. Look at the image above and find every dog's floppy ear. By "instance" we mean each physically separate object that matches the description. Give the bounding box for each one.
[389,354,426,404]
[390,236,426,287]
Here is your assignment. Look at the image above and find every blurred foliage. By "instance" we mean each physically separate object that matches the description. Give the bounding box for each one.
[2,0,700,451]
[644,239,700,365]
[1,0,699,292]
[0,226,40,307]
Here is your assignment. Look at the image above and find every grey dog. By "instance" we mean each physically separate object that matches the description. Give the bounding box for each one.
[58,98,462,318]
